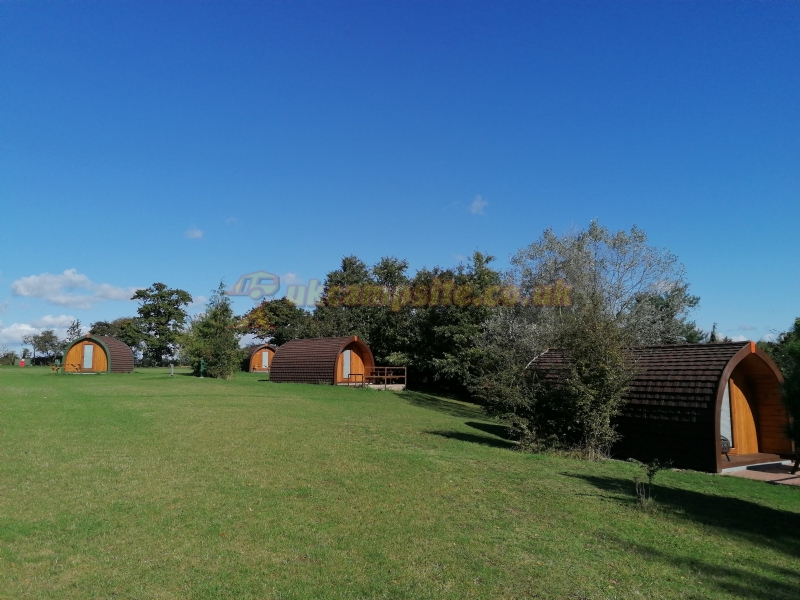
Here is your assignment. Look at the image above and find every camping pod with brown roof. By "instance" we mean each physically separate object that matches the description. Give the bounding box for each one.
[62,335,135,373]
[531,342,793,473]
[244,343,276,372]
[270,336,375,385]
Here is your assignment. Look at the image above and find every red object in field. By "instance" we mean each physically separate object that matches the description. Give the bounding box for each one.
[19,359,25,367]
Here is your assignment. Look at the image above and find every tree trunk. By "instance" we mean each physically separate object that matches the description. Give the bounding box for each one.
[792,456,799,475]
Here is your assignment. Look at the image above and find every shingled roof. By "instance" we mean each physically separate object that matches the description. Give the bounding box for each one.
[625,342,770,420]
[247,343,276,358]
[270,336,374,384]
[534,342,760,413]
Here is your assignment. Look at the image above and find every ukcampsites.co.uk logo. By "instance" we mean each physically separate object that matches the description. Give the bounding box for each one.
[226,271,324,307]
[227,270,573,311]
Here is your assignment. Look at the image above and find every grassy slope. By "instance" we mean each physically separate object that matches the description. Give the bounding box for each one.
[0,367,798,600]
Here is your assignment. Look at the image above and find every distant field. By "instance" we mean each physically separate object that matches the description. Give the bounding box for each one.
[0,367,798,599]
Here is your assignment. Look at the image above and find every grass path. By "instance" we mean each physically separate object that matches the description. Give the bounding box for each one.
[1,367,798,599]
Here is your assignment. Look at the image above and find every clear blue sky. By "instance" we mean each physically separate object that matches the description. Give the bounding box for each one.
[2,1,798,349]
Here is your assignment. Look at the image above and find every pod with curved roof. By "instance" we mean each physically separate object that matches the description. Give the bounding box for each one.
[531,341,793,473]
[244,343,277,372]
[62,334,135,374]
[270,336,375,385]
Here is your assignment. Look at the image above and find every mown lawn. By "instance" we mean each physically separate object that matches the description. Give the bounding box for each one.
[0,367,798,599]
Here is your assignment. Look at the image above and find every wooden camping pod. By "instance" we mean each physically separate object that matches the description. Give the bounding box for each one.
[269,336,375,385]
[244,343,277,372]
[62,335,135,374]
[530,342,793,473]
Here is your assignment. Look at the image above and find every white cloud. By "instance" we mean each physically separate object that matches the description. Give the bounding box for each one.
[0,316,81,346]
[0,322,41,345]
[189,295,208,308]
[738,324,757,331]
[31,314,77,328]
[0,301,9,314]
[729,335,749,342]
[225,217,237,225]
[10,269,139,309]
[468,195,488,215]
[240,333,260,348]
[282,272,302,286]
[761,333,776,342]
[185,228,204,239]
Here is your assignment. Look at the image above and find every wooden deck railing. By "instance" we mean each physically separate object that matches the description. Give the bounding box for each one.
[341,367,407,388]
[365,366,407,389]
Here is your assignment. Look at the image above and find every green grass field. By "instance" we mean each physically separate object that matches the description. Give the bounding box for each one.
[0,367,798,599]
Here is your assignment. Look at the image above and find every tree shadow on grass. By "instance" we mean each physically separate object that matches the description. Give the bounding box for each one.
[602,535,800,600]
[427,430,517,449]
[401,390,485,419]
[465,421,512,440]
[564,473,800,560]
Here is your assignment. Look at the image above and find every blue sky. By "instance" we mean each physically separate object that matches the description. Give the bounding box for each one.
[1,1,798,349]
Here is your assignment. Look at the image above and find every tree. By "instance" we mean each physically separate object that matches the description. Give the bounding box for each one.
[21,334,37,362]
[64,319,83,343]
[22,330,62,364]
[313,255,416,365]
[708,323,732,344]
[403,252,502,393]
[132,283,192,366]
[508,221,699,346]
[312,255,384,346]
[181,283,242,379]
[475,222,698,456]
[238,297,313,346]
[0,345,18,366]
[479,293,636,457]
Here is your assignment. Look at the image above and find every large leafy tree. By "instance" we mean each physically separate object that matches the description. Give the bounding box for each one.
[313,256,415,364]
[132,283,192,366]
[475,221,699,455]
[312,255,382,344]
[509,220,698,346]
[238,297,312,346]
[403,252,502,393]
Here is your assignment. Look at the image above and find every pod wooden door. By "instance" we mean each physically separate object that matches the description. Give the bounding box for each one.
[729,374,759,455]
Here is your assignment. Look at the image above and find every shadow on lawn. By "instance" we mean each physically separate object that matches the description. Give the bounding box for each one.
[401,390,485,419]
[626,542,800,600]
[427,430,517,449]
[566,473,800,560]
[465,421,512,440]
